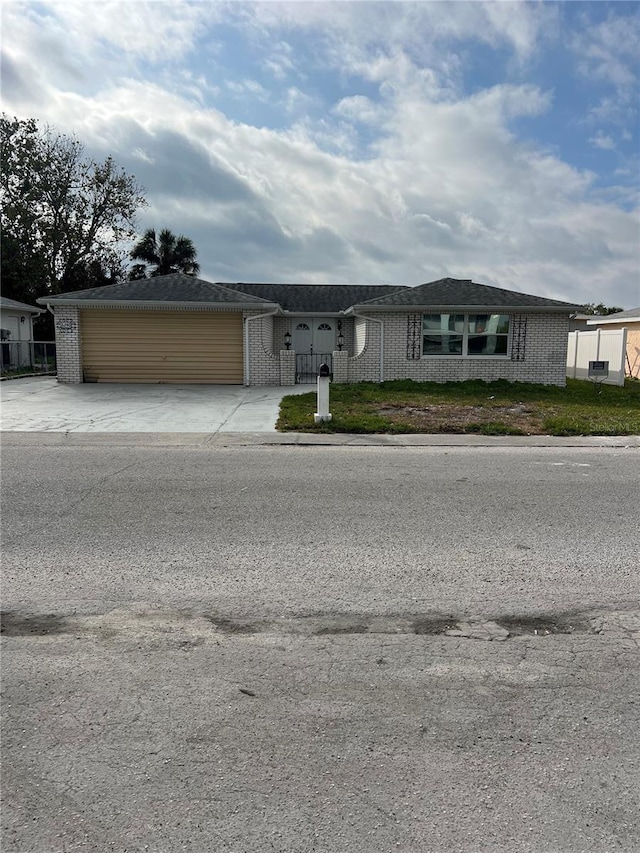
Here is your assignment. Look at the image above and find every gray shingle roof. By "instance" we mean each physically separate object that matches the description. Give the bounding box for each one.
[227,283,408,312]
[37,273,274,306]
[35,274,582,314]
[0,296,42,313]
[356,278,581,310]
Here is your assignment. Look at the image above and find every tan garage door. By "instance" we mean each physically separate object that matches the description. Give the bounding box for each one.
[81,309,244,383]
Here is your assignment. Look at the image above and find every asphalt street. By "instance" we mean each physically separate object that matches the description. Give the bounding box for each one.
[2,438,639,852]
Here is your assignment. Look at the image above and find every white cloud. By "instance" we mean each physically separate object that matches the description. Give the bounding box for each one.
[261,40,297,81]
[225,78,270,100]
[333,96,385,125]
[1,1,638,308]
[45,1,215,63]
[572,10,640,139]
[572,11,640,92]
[23,73,633,304]
[282,86,319,115]
[242,1,555,64]
[589,132,615,151]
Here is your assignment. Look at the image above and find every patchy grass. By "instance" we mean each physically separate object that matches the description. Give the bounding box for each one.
[276,378,640,435]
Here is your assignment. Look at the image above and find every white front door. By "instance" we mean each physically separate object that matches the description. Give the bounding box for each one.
[292,319,336,353]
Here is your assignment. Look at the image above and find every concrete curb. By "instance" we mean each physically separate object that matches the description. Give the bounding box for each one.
[2,430,639,448]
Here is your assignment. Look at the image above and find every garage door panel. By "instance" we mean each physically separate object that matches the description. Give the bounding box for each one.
[81,310,244,384]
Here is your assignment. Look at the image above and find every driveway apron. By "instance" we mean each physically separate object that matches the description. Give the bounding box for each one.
[0,377,307,433]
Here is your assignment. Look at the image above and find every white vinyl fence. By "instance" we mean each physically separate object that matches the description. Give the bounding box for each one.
[566,328,627,386]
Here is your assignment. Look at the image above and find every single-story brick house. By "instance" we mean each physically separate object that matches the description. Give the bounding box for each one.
[38,274,580,386]
[587,308,640,379]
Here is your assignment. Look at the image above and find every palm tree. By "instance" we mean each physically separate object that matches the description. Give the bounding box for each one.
[129,228,200,278]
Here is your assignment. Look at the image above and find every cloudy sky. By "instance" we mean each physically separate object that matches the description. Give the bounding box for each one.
[2,1,639,307]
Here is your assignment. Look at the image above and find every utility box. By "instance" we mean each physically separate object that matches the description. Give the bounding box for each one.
[588,360,609,378]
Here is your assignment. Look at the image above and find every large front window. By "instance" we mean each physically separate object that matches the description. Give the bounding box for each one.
[422,313,510,357]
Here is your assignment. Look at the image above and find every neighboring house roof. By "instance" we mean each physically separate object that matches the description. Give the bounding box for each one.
[0,296,42,314]
[353,278,581,312]
[227,283,407,313]
[586,308,640,325]
[36,273,276,308]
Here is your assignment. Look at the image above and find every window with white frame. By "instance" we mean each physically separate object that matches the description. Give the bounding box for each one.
[422,313,510,357]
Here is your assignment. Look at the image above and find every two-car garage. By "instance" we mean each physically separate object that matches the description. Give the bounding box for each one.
[80,309,244,384]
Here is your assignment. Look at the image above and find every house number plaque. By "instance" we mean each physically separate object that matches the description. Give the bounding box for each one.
[56,318,77,334]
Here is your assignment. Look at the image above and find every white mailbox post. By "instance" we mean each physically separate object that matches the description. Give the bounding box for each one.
[314,362,332,424]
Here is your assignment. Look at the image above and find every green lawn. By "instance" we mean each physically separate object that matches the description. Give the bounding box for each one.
[277,378,640,436]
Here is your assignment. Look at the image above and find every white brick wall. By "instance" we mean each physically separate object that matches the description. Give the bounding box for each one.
[273,317,290,352]
[254,315,356,385]
[53,306,82,383]
[54,303,568,388]
[279,350,296,385]
[345,316,382,382]
[338,318,354,355]
[331,350,348,383]
[244,310,280,386]
[345,312,571,386]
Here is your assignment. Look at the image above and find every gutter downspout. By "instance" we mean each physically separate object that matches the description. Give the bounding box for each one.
[244,309,279,386]
[352,312,384,382]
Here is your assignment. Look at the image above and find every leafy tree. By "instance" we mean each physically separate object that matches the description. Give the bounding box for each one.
[129,228,200,278]
[0,227,48,305]
[581,303,624,315]
[0,115,146,300]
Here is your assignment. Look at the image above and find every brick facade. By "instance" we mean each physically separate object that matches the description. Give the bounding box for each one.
[332,350,349,383]
[273,317,290,353]
[338,316,382,382]
[51,302,573,388]
[338,318,354,355]
[279,350,296,385]
[341,312,571,386]
[53,306,83,383]
[244,310,280,386]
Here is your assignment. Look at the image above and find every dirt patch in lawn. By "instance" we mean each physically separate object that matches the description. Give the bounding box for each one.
[377,403,546,434]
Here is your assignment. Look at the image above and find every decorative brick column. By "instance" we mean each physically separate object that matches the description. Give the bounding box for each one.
[332,350,349,383]
[54,306,83,383]
[279,349,296,386]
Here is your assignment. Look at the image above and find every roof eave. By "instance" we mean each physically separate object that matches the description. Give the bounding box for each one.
[282,310,345,316]
[347,303,581,314]
[586,316,640,325]
[1,305,43,314]
[38,298,281,310]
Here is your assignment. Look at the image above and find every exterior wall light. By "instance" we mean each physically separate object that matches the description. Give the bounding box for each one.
[284,331,292,350]
[337,332,344,351]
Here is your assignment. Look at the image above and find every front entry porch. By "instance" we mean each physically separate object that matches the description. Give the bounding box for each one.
[292,318,337,384]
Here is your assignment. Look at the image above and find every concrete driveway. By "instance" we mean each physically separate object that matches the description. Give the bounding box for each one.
[0,377,308,433]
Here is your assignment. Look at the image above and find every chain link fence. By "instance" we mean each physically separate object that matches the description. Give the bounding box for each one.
[0,341,57,376]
